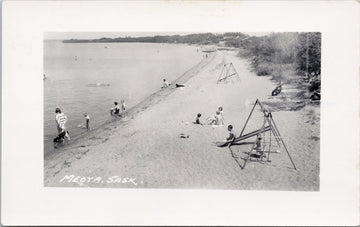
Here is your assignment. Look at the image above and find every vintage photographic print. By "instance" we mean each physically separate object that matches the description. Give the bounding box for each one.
[44,32,321,190]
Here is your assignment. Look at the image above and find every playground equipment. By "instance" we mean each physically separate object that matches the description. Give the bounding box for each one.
[220,99,297,170]
[217,63,241,84]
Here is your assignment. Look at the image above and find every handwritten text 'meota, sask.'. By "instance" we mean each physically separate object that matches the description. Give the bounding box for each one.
[59,175,142,186]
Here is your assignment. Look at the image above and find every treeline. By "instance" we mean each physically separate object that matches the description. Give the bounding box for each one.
[235,32,321,97]
[64,33,237,45]
[235,33,321,76]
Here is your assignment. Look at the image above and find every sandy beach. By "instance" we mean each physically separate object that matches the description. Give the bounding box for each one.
[44,50,320,190]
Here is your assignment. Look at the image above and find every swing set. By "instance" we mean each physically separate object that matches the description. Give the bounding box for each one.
[222,99,297,170]
[217,63,241,84]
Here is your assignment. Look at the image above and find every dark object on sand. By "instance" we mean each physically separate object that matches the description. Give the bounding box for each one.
[175,84,185,88]
[179,133,189,138]
[309,79,321,92]
[53,131,68,144]
[310,90,321,101]
[271,85,282,96]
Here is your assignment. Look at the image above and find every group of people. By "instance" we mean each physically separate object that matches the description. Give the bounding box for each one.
[193,107,224,126]
[193,107,235,143]
[53,99,127,147]
[110,100,127,116]
[193,107,264,156]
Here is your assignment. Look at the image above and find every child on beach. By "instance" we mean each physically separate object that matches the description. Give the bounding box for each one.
[253,134,265,159]
[111,102,120,116]
[206,111,222,126]
[121,100,126,115]
[214,111,222,125]
[193,113,203,125]
[162,79,170,88]
[218,107,224,125]
[84,113,90,130]
[254,135,262,151]
[226,125,236,142]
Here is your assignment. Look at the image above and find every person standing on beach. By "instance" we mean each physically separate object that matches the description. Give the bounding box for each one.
[215,111,223,126]
[84,113,90,130]
[121,100,126,115]
[55,108,70,141]
[218,107,224,125]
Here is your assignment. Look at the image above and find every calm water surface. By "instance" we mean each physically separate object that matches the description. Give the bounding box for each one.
[44,41,203,150]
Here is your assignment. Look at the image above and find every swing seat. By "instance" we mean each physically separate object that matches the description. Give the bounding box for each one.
[249,149,266,161]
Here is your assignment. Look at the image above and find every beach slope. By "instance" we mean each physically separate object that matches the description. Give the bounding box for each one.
[44,50,320,190]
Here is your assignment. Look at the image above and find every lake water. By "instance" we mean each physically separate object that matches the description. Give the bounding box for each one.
[44,41,203,150]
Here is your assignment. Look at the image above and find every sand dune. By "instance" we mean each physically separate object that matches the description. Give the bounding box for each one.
[44,50,320,191]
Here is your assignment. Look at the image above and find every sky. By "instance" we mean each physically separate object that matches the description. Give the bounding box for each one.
[44,32,271,40]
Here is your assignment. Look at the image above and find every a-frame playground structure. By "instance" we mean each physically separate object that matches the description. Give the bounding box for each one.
[218,99,297,170]
[217,63,241,84]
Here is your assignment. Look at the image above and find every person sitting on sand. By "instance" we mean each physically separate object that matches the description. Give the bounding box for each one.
[162,79,170,88]
[206,111,223,126]
[193,113,203,125]
[110,102,120,116]
[226,125,236,142]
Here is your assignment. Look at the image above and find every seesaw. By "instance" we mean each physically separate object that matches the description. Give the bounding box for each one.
[215,125,271,147]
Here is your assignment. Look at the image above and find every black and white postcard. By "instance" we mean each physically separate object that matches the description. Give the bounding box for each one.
[2,1,359,226]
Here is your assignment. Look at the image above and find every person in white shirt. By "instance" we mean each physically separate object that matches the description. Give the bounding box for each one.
[54,108,70,143]
[84,113,90,130]
[121,100,126,115]
[218,106,224,125]
[162,79,170,88]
